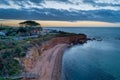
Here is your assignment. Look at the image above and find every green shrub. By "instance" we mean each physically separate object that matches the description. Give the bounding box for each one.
[0,77,6,80]
[7,59,21,75]
[0,59,22,76]
[1,51,11,59]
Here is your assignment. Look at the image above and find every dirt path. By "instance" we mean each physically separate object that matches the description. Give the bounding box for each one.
[28,44,69,80]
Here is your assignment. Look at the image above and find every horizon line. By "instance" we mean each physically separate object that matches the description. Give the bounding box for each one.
[0,19,120,27]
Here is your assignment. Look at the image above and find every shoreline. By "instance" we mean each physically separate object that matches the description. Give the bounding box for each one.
[51,44,69,80]
[24,44,69,80]
[39,44,69,80]
[22,35,87,80]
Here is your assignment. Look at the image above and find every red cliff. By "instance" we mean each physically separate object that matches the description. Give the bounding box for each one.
[22,34,87,80]
[41,34,87,51]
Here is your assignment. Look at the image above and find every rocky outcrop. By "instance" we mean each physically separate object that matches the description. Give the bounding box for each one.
[22,45,41,72]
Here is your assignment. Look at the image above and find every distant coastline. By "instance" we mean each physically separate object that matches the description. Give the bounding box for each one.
[0,20,120,27]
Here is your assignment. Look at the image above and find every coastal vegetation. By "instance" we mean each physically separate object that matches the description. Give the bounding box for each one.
[0,25,55,79]
[0,21,86,80]
[0,21,42,37]
[0,21,43,79]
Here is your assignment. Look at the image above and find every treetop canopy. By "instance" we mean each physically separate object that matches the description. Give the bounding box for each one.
[19,21,41,27]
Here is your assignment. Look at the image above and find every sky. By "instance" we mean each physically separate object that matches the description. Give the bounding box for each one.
[0,0,120,27]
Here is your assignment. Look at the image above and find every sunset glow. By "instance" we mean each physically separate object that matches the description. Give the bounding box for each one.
[0,20,120,27]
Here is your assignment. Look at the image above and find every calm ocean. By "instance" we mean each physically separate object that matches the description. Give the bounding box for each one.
[45,27,120,80]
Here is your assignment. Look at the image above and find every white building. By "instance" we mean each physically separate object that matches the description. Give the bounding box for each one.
[0,32,6,36]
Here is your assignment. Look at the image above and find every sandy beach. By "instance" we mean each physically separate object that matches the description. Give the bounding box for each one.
[27,44,69,80]
[22,35,86,80]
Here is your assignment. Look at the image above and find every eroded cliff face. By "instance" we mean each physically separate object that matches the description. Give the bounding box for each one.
[21,34,87,80]
[22,45,41,72]
[41,35,87,51]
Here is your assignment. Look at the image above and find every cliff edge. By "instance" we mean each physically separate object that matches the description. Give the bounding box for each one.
[22,34,87,80]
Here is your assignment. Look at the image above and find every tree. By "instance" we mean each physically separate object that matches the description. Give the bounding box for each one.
[19,20,41,27]
[17,27,27,33]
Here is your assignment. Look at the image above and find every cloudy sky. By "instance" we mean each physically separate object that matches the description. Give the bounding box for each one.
[0,0,120,27]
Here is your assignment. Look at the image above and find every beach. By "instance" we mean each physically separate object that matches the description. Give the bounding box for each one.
[22,35,87,80]
[26,44,68,80]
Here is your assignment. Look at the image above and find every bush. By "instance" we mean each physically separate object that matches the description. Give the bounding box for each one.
[0,77,6,80]
[7,59,21,75]
[1,51,11,59]
[0,58,22,76]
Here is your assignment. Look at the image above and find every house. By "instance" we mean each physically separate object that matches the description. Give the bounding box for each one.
[40,29,55,36]
[0,32,6,36]
[30,28,41,35]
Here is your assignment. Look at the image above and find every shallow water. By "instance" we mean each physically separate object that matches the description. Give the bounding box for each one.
[45,27,120,80]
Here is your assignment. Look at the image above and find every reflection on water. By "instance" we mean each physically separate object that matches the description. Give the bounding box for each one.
[62,40,120,80]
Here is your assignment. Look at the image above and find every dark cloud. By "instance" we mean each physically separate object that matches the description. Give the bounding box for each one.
[29,0,43,3]
[0,0,120,22]
[0,8,120,22]
[83,0,120,7]
[83,0,95,4]
[0,0,44,5]
[15,0,44,3]
[0,0,9,5]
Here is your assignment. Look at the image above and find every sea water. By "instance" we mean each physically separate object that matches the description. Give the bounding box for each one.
[45,27,120,80]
